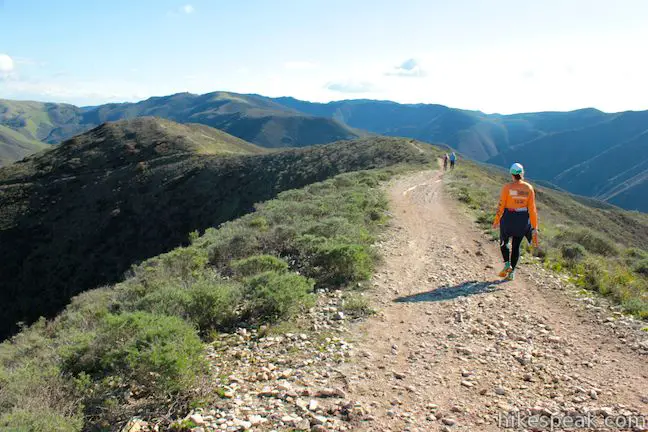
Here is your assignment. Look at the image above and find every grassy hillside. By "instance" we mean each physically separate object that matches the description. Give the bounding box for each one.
[445,161,648,318]
[0,98,92,143]
[0,125,48,167]
[0,143,438,430]
[0,120,433,339]
[0,99,94,165]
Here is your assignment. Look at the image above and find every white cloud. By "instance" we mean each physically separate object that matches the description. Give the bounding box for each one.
[0,53,15,75]
[284,61,317,70]
[0,76,156,105]
[326,81,378,93]
[385,58,426,78]
[167,4,194,16]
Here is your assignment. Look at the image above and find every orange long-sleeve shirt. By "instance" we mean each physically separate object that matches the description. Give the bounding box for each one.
[493,181,538,229]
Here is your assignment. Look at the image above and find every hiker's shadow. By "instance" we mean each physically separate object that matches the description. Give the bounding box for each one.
[394,280,507,303]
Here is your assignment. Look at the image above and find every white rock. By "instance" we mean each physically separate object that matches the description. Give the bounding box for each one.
[190,414,206,426]
[248,415,267,426]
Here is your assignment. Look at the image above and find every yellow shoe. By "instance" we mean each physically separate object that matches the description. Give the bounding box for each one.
[498,263,512,278]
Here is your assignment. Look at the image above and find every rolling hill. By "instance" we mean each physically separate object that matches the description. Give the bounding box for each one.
[488,110,648,211]
[0,117,430,338]
[0,93,363,165]
[0,98,93,143]
[273,97,648,211]
[0,99,94,166]
[0,124,49,166]
[1,92,647,211]
[273,97,611,160]
[82,92,365,148]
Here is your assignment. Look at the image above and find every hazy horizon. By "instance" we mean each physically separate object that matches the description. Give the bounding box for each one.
[0,90,631,116]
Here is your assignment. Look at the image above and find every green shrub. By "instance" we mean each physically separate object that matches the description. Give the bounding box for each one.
[247,216,269,231]
[139,246,209,282]
[0,363,78,427]
[633,258,648,276]
[313,243,373,287]
[244,271,315,322]
[625,248,648,260]
[556,229,618,256]
[207,226,261,267]
[456,186,473,204]
[135,279,241,332]
[65,312,204,394]
[575,258,608,294]
[476,212,495,227]
[231,255,288,277]
[54,288,113,334]
[341,293,375,318]
[623,298,648,319]
[0,407,83,432]
[561,242,586,262]
[305,217,359,240]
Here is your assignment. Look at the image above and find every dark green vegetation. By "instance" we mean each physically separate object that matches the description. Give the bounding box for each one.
[0,159,436,430]
[446,161,648,319]
[0,118,431,339]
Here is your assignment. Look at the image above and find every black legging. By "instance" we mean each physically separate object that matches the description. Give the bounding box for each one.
[501,236,523,270]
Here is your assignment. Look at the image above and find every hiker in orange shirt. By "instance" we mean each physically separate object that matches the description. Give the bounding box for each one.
[492,163,539,280]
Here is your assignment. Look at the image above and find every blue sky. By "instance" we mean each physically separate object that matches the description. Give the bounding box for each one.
[1,0,647,113]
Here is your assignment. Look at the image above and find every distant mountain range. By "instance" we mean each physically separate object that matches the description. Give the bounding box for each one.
[1,92,647,211]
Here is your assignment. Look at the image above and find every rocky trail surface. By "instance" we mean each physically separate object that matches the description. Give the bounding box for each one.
[340,170,648,431]
[128,170,647,432]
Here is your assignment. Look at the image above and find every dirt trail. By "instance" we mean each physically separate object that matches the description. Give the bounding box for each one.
[341,170,648,431]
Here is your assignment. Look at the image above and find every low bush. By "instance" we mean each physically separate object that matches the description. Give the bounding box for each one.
[135,279,242,332]
[0,407,83,432]
[64,312,204,394]
[341,293,374,318]
[556,229,618,256]
[561,242,586,262]
[231,255,288,277]
[312,243,373,287]
[243,271,315,323]
[152,246,209,281]
[634,259,648,277]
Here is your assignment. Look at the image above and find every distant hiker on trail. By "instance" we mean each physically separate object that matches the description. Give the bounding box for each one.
[492,163,539,281]
[449,152,457,169]
[443,154,449,170]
